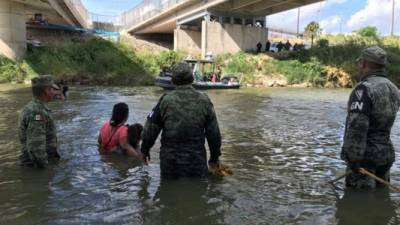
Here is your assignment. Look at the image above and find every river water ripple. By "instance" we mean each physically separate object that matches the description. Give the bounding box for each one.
[1,85,400,225]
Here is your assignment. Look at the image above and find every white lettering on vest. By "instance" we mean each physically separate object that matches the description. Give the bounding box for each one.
[350,102,364,111]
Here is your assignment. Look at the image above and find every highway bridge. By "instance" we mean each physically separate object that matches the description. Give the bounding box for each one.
[0,0,90,59]
[116,0,323,57]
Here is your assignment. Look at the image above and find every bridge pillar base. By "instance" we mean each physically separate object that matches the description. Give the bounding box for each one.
[0,0,26,60]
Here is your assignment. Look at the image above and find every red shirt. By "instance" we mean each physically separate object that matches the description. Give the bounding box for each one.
[99,121,128,153]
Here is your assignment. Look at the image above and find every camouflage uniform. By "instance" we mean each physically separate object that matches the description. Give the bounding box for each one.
[18,76,60,168]
[141,62,221,179]
[341,46,400,188]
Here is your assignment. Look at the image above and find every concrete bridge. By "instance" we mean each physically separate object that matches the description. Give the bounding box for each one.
[0,0,90,60]
[117,0,323,57]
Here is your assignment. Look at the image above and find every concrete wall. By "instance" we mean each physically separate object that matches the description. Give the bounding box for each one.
[174,27,201,57]
[0,0,26,60]
[203,21,268,56]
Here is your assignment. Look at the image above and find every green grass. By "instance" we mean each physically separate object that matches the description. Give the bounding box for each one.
[0,38,185,85]
[2,35,400,87]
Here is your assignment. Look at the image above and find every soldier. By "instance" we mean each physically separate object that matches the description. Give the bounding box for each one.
[18,75,61,168]
[341,46,400,188]
[141,62,222,179]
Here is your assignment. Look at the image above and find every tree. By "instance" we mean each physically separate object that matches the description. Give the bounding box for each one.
[304,21,321,47]
[356,26,379,39]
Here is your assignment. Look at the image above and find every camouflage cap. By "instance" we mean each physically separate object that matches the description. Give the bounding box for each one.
[357,46,387,65]
[171,62,194,85]
[31,75,60,90]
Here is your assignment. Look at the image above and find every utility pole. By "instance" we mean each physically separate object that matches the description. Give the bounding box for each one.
[297,7,300,37]
[391,0,395,36]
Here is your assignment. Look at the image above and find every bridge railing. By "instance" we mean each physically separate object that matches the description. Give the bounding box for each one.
[64,0,91,28]
[115,0,189,30]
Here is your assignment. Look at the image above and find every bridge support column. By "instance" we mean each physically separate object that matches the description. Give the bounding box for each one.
[0,0,26,60]
[201,20,207,58]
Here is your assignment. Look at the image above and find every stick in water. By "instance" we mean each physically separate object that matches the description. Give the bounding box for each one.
[359,168,400,192]
[329,171,352,184]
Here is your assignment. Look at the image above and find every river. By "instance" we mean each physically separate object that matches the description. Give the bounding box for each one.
[1,85,400,225]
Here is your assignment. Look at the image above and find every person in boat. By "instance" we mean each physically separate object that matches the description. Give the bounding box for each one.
[341,46,400,188]
[18,75,61,168]
[98,102,143,160]
[214,64,222,82]
[140,62,222,178]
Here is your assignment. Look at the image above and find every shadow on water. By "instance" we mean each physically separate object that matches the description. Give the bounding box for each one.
[335,188,399,225]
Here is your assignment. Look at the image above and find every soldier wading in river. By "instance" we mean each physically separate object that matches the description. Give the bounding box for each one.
[341,46,400,188]
[18,75,61,168]
[140,62,222,179]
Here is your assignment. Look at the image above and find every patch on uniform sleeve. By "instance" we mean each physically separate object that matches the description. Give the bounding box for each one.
[34,114,43,121]
[348,84,372,115]
[147,94,166,126]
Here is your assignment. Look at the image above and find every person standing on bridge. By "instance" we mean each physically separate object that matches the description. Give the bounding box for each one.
[18,75,61,168]
[140,62,222,179]
[341,46,400,188]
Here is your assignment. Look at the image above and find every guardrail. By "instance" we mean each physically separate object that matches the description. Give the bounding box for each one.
[115,0,189,29]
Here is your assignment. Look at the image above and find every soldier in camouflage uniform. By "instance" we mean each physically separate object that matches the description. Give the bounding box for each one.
[141,62,222,179]
[18,75,61,168]
[341,46,400,188]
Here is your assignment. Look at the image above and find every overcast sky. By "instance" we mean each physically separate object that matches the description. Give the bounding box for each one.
[82,0,400,35]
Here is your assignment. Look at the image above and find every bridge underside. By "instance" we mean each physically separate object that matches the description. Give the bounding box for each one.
[126,0,322,57]
[212,0,322,17]
[0,0,88,60]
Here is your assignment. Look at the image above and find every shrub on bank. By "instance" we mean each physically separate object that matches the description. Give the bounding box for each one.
[0,56,34,83]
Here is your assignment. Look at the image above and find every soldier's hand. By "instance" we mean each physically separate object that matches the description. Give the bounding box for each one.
[350,161,361,173]
[142,153,150,165]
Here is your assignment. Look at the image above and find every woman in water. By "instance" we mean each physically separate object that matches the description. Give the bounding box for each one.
[98,102,142,160]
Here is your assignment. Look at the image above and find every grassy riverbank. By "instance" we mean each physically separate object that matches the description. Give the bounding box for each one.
[0,38,183,85]
[1,35,400,87]
[216,36,400,88]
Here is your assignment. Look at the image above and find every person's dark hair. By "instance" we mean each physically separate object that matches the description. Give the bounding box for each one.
[32,86,47,97]
[110,102,129,127]
[127,123,143,148]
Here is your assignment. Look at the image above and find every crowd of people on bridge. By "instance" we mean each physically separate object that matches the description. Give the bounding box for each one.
[18,45,400,191]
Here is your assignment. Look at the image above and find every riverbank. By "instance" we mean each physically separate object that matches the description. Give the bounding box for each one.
[0,38,184,86]
[1,35,400,87]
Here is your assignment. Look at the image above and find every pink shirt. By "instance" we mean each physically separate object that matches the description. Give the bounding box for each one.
[99,121,128,153]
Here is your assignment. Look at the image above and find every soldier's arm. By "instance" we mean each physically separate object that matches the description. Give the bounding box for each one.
[141,121,161,157]
[341,84,372,164]
[26,113,48,168]
[205,98,221,164]
[140,95,165,159]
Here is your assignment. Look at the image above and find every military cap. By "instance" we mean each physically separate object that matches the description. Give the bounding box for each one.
[31,75,60,90]
[171,62,194,85]
[357,46,387,65]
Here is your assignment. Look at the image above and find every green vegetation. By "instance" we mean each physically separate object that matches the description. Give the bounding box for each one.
[0,38,184,85]
[216,28,400,87]
[1,26,400,88]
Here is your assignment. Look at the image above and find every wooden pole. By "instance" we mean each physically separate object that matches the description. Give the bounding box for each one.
[359,168,400,192]
[329,171,352,184]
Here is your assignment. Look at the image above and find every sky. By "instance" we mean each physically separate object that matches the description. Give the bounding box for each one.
[81,0,400,35]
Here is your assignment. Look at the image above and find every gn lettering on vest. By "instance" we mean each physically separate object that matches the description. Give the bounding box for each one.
[350,101,364,111]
